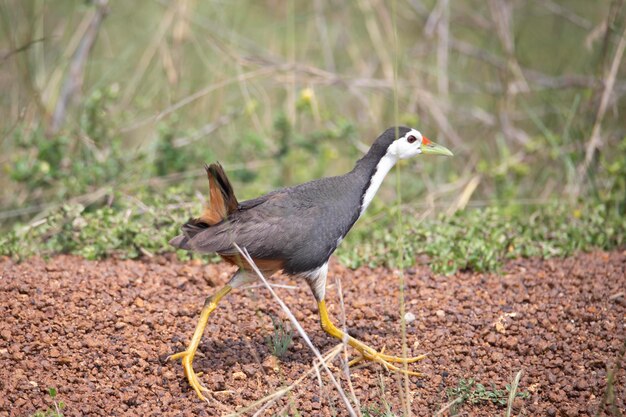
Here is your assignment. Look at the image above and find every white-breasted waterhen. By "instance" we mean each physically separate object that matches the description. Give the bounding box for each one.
[169,126,453,401]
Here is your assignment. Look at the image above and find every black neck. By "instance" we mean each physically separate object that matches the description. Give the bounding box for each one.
[350,126,407,180]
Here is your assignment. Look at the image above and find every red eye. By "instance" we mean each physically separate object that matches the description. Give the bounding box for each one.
[407,135,417,143]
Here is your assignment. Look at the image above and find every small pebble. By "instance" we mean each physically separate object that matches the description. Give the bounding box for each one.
[232,371,246,380]
[404,312,416,323]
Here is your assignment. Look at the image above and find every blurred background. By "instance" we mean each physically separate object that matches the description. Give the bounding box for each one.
[1,0,625,266]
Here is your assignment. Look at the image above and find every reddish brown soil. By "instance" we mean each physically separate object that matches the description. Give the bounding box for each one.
[0,252,624,416]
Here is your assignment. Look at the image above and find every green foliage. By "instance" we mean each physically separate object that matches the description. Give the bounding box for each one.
[266,113,357,187]
[31,387,65,417]
[8,114,127,202]
[154,125,189,176]
[361,407,399,417]
[338,202,626,274]
[265,315,293,358]
[153,123,216,177]
[599,136,626,215]
[0,192,194,262]
[445,378,530,414]
[2,197,624,274]
[80,84,119,142]
[9,128,65,189]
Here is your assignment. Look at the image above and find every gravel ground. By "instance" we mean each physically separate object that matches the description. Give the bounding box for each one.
[0,252,624,416]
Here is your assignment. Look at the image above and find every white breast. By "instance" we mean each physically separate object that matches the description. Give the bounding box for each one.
[359,153,398,217]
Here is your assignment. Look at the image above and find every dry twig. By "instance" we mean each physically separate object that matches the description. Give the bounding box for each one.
[50,0,109,134]
[574,24,626,196]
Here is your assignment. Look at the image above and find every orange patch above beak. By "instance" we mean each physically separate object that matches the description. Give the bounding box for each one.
[422,136,431,146]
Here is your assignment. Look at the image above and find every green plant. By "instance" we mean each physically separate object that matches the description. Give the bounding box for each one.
[0,193,195,262]
[599,136,626,216]
[265,315,293,358]
[2,197,624,274]
[7,112,128,210]
[361,406,399,417]
[31,387,65,417]
[338,201,626,274]
[445,378,529,414]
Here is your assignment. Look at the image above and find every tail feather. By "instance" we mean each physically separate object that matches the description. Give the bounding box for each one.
[169,235,190,250]
[170,163,238,251]
[199,162,238,225]
[169,221,207,249]
[181,221,209,238]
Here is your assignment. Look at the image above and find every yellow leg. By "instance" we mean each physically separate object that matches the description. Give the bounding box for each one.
[318,300,426,376]
[169,285,232,401]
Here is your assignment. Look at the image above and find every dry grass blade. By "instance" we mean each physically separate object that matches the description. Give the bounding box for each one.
[446,174,481,215]
[574,24,626,195]
[435,397,463,416]
[0,37,44,61]
[487,0,529,93]
[594,338,626,417]
[334,276,363,417]
[357,0,394,81]
[233,243,358,417]
[541,0,592,29]
[119,3,176,109]
[506,369,523,417]
[50,0,109,133]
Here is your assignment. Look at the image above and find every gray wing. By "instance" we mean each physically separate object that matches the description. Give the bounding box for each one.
[182,174,362,272]
[186,190,320,260]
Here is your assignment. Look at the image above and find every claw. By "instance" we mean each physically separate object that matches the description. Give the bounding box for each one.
[347,355,365,367]
[358,345,425,376]
[378,351,429,364]
[168,351,187,361]
[170,350,211,402]
[318,300,427,377]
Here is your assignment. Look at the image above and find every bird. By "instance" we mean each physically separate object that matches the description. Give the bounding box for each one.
[168,126,453,401]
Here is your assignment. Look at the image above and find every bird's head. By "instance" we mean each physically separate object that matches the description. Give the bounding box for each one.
[387,127,453,159]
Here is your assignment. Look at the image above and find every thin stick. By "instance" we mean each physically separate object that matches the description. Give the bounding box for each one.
[574,24,626,195]
[391,1,413,414]
[594,338,626,416]
[233,243,358,417]
[50,0,109,133]
[437,0,450,97]
[505,370,523,417]
[119,3,176,108]
[334,275,363,417]
[0,37,45,61]
[435,397,463,416]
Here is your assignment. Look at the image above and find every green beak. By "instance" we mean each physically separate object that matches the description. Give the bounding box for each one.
[422,140,453,156]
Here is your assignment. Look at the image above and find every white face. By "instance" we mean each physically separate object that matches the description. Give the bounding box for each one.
[388,128,425,159]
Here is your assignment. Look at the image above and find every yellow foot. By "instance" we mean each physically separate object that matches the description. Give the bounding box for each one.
[347,345,427,376]
[317,300,427,377]
[168,350,210,402]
